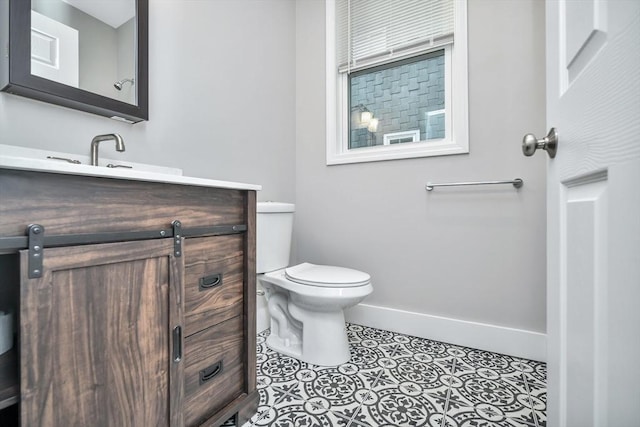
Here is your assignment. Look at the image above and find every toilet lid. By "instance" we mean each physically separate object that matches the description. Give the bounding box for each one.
[285,263,370,287]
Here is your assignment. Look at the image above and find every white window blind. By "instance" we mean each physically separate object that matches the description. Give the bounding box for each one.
[337,0,455,73]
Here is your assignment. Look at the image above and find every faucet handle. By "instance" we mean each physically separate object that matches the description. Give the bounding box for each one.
[46,156,81,164]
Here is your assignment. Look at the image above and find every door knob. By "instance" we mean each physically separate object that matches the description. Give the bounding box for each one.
[522,128,558,158]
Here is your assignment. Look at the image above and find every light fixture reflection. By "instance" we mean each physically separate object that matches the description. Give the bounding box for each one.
[367,118,379,132]
[352,103,379,133]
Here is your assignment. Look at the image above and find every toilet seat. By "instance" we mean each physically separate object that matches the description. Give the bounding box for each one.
[285,262,370,288]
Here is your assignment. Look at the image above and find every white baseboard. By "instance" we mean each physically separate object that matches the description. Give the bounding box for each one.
[345,303,546,362]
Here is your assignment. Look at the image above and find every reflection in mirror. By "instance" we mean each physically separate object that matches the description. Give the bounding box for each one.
[1,0,148,122]
[30,0,137,105]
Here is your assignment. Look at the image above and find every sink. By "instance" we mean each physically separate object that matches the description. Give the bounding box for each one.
[0,144,182,174]
[0,144,261,191]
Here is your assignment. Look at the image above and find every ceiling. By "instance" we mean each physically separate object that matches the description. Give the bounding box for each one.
[61,0,135,28]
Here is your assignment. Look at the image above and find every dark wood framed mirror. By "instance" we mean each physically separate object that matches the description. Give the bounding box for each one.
[0,0,148,123]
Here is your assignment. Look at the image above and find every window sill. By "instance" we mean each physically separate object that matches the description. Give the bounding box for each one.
[326,140,468,165]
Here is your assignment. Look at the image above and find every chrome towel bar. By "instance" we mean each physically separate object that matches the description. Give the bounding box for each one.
[425,178,523,191]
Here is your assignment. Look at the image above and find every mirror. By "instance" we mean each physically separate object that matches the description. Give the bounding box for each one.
[1,0,148,123]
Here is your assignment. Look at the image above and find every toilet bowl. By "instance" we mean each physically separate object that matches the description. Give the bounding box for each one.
[259,263,372,366]
[257,202,373,366]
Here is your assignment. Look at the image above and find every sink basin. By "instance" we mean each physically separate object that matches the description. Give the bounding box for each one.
[0,144,261,191]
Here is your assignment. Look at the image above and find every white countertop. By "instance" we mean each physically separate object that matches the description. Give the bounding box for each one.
[0,145,262,191]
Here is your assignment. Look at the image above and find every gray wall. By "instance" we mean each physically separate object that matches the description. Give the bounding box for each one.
[0,0,296,202]
[295,0,547,333]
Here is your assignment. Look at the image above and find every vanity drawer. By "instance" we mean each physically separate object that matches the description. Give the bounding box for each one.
[184,316,245,427]
[184,235,244,336]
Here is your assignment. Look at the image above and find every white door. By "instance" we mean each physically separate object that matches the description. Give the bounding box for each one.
[544,0,640,426]
[30,11,79,88]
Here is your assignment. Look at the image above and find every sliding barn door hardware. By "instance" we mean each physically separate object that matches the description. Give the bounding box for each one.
[172,220,183,257]
[1,222,249,276]
[27,224,44,279]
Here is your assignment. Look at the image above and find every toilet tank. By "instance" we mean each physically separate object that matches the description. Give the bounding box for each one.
[256,202,295,273]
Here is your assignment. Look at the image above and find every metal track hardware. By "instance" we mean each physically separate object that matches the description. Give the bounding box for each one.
[0,222,248,277]
[27,224,45,279]
[182,224,247,237]
[172,220,183,257]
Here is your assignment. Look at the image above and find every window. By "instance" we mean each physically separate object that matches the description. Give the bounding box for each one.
[326,0,468,165]
[349,52,445,149]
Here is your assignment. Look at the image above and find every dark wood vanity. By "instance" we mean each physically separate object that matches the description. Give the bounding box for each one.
[0,168,258,426]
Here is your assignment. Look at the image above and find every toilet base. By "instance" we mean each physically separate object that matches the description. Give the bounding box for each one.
[266,334,302,361]
[258,268,372,367]
[267,307,351,366]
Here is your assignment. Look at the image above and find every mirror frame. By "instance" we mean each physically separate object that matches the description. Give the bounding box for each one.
[2,0,148,123]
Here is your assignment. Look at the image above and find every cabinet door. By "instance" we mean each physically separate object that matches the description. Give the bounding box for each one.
[19,239,184,427]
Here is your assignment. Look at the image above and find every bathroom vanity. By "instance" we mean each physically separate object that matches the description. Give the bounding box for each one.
[0,158,259,426]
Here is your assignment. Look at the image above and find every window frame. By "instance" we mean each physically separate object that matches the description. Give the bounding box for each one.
[326,0,469,165]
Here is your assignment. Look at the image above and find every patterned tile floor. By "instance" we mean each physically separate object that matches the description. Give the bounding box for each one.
[240,324,546,427]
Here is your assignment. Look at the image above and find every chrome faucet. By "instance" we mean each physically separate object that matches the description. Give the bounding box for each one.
[90,134,125,166]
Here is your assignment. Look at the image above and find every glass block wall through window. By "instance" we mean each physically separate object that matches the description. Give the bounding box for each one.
[349,51,445,149]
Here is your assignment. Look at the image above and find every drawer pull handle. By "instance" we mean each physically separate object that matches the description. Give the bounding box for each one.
[199,273,223,291]
[200,361,223,384]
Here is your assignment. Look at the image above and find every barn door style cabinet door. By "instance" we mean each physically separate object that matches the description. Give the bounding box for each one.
[0,168,258,427]
[20,239,184,426]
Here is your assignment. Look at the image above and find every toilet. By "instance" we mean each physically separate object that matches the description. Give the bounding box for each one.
[257,202,373,366]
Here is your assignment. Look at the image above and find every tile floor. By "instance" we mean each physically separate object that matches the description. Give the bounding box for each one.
[240,324,546,427]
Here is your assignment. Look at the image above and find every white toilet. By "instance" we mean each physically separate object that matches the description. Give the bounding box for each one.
[257,202,373,366]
